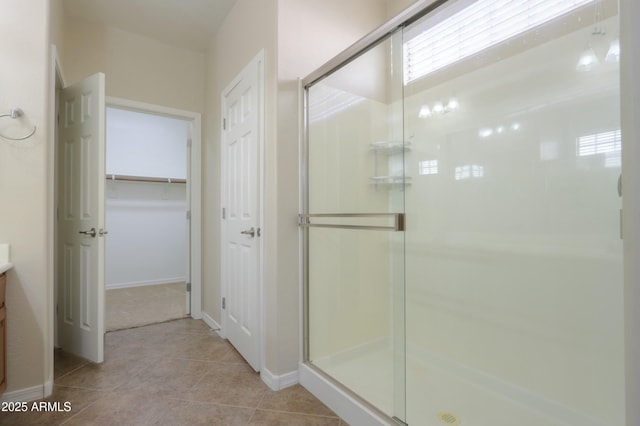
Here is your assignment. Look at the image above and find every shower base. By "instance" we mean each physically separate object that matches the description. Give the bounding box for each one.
[312,345,607,426]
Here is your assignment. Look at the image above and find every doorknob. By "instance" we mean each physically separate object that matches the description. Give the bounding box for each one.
[99,228,108,236]
[79,227,97,238]
[240,227,255,238]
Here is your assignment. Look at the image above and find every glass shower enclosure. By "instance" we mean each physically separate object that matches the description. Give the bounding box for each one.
[301,0,624,425]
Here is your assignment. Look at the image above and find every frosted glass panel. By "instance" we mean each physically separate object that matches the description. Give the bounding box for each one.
[306,33,406,421]
[403,0,623,425]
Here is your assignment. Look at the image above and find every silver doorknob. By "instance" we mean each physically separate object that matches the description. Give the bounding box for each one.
[79,227,97,238]
[99,228,108,236]
[240,227,255,238]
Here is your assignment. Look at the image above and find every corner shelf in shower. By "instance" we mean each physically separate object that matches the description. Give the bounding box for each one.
[370,141,411,188]
[369,175,412,186]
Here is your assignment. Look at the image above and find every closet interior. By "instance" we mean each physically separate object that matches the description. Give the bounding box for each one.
[105,107,190,330]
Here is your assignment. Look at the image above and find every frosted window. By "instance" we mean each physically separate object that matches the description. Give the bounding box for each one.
[404,0,594,83]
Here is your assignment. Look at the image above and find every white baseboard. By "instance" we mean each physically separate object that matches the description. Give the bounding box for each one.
[43,380,53,398]
[261,367,299,391]
[201,312,224,338]
[0,384,45,403]
[106,278,186,290]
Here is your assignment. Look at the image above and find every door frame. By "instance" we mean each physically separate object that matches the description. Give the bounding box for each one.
[105,96,203,320]
[219,50,266,372]
[47,45,67,397]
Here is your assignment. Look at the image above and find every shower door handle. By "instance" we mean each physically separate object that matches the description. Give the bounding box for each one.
[298,213,405,231]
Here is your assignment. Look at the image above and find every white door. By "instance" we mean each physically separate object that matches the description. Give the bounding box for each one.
[221,54,263,371]
[57,73,106,363]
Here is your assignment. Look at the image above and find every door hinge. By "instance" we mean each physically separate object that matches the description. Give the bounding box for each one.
[186,282,191,292]
[223,118,226,130]
[222,297,226,310]
[187,138,192,148]
[186,210,191,220]
[222,207,226,220]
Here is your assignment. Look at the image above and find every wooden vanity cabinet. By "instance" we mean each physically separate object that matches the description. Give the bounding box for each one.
[0,272,5,394]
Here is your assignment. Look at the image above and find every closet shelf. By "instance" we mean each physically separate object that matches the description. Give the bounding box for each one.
[106,174,186,184]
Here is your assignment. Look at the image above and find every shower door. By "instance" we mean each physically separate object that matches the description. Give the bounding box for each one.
[302,30,407,422]
[402,0,624,425]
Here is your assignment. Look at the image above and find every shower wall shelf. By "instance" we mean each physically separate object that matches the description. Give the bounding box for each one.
[369,140,411,153]
[369,176,412,185]
[370,140,411,187]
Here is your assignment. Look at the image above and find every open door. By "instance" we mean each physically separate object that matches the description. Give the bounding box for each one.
[56,73,106,363]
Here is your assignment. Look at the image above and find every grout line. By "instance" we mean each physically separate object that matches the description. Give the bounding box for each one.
[255,386,267,410]
[57,392,107,425]
[53,383,121,393]
[246,407,259,424]
[54,362,90,380]
[163,395,266,412]
[256,407,341,419]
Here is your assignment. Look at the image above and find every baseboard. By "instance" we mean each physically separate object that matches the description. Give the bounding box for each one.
[43,379,53,398]
[0,384,45,403]
[106,278,186,290]
[201,312,224,338]
[261,367,299,391]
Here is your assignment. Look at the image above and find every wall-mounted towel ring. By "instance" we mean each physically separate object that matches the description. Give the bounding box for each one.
[0,108,37,140]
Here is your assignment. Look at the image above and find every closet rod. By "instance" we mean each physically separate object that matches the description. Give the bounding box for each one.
[106,174,186,184]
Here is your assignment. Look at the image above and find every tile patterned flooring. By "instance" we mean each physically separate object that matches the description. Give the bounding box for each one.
[0,318,347,425]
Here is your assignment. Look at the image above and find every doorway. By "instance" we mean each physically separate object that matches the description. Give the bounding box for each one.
[53,82,203,360]
[104,106,191,331]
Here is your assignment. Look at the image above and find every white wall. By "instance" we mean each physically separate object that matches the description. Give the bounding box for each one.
[62,15,206,113]
[106,108,188,179]
[106,182,186,289]
[105,108,188,289]
[0,0,51,396]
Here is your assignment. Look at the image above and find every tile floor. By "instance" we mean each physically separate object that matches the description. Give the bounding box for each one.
[0,318,347,425]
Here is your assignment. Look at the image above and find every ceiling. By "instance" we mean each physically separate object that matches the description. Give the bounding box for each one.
[62,0,237,52]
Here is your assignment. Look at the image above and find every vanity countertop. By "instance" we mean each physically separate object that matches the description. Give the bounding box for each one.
[0,244,12,274]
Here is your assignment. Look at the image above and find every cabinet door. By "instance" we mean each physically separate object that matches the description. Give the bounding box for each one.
[0,305,5,394]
